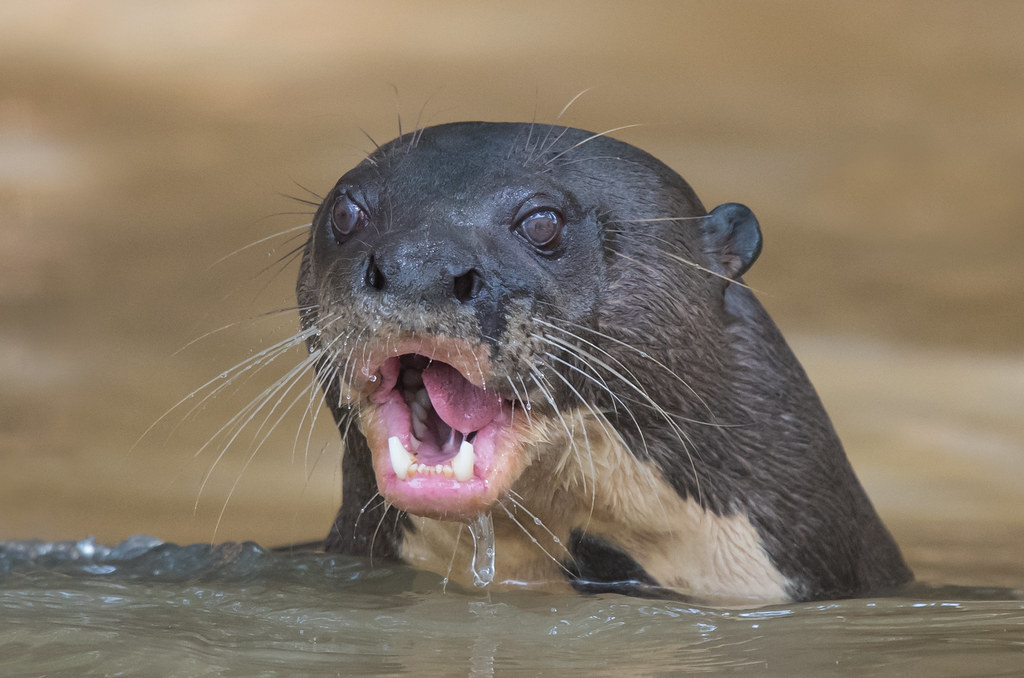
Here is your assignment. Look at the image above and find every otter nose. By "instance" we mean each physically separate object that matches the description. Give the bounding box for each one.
[359,245,486,305]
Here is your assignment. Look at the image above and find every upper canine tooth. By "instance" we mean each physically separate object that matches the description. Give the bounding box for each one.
[452,439,475,482]
[388,436,414,480]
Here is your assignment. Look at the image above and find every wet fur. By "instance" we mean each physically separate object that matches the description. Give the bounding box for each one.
[295,122,912,603]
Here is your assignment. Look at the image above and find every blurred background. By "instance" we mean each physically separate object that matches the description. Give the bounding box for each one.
[1,1,1021,588]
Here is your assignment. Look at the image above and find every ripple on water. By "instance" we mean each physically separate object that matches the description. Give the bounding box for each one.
[1,537,1022,676]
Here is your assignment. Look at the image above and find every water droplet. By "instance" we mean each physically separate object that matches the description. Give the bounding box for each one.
[533,517,541,525]
[368,374,378,383]
[552,536,560,544]
[468,512,495,588]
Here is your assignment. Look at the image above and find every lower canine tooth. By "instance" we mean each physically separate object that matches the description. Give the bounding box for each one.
[388,436,414,480]
[452,439,475,482]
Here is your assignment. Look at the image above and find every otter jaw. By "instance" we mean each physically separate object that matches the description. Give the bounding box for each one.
[354,347,527,522]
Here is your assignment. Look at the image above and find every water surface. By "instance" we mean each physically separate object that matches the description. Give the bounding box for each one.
[2,537,1022,676]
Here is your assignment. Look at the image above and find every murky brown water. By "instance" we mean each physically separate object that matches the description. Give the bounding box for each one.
[2,2,1022,673]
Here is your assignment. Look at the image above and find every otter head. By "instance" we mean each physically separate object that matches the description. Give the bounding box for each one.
[296,121,761,524]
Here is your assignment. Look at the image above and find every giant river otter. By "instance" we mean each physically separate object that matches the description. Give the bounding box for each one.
[295,122,912,603]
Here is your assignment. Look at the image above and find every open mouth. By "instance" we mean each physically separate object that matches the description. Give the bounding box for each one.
[361,352,523,521]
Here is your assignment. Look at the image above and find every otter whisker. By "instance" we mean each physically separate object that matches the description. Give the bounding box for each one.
[526,362,575,444]
[209,223,312,268]
[534,312,719,424]
[607,227,758,291]
[354,492,386,530]
[535,363,600,517]
[442,522,464,594]
[504,375,533,428]
[604,247,669,281]
[505,491,574,562]
[198,346,327,506]
[556,88,591,120]
[409,91,443,150]
[178,304,314,356]
[293,362,339,469]
[497,499,575,577]
[536,346,647,458]
[194,340,322,472]
[184,327,318,434]
[368,499,397,567]
[134,320,317,453]
[358,127,382,153]
[533,326,704,502]
[532,334,671,517]
[549,155,655,173]
[543,124,643,165]
[527,364,591,499]
[209,377,326,542]
[525,125,571,166]
[257,239,308,279]
[286,179,325,203]
[616,216,707,223]
[391,84,403,139]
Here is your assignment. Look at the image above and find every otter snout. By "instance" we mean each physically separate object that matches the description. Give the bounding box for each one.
[350,234,507,343]
[358,239,488,306]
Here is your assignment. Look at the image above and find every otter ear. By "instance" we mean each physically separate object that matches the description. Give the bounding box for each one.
[701,203,763,280]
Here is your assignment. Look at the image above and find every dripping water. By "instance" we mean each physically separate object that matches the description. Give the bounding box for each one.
[467,512,495,588]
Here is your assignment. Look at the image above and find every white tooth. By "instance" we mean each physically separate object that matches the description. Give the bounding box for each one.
[452,439,475,482]
[388,436,413,480]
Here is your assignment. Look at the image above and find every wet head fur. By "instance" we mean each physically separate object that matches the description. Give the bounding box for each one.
[296,122,912,603]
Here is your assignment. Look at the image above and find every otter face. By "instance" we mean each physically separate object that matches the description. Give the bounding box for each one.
[298,123,612,521]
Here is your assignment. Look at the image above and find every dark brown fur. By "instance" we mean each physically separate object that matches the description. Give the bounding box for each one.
[296,122,912,602]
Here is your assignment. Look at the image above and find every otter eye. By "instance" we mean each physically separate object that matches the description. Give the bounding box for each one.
[515,209,564,251]
[330,193,366,241]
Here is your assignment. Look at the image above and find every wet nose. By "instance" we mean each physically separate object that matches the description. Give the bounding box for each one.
[359,245,486,305]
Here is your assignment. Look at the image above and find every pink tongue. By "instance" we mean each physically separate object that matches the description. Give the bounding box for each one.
[422,362,502,434]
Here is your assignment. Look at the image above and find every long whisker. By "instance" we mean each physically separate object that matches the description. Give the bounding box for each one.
[497,498,574,576]
[606,227,758,291]
[543,124,643,165]
[533,312,720,424]
[442,523,464,594]
[137,324,317,457]
[556,88,591,119]
[197,345,325,507]
[208,223,311,268]
[528,364,588,498]
[210,375,323,541]
[529,317,705,505]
